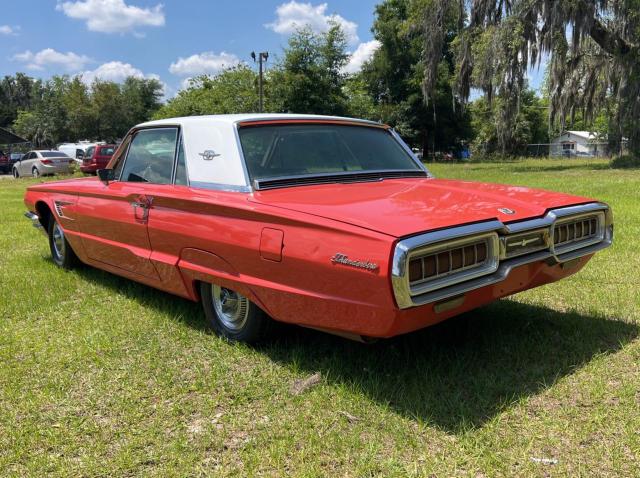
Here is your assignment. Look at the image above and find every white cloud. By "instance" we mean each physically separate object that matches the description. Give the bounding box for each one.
[0,25,19,35]
[56,0,165,34]
[81,60,157,83]
[12,48,92,71]
[267,1,359,44]
[81,60,168,97]
[169,51,241,77]
[343,40,380,74]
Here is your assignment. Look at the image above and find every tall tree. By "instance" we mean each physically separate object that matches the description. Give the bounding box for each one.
[0,73,42,129]
[361,0,473,155]
[154,66,259,119]
[121,77,164,126]
[63,77,95,140]
[269,24,350,115]
[421,0,640,156]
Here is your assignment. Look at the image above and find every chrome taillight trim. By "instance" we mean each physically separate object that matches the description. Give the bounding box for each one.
[406,231,500,295]
[391,202,613,309]
[552,211,606,255]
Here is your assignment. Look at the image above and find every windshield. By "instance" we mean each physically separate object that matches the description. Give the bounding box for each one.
[42,151,70,158]
[238,124,421,181]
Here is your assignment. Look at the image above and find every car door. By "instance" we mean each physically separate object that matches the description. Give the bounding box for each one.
[19,152,34,175]
[75,127,179,280]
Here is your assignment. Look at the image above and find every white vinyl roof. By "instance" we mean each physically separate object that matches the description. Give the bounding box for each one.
[135,114,385,191]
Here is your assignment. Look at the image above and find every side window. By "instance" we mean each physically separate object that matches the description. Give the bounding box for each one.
[85,146,95,159]
[120,128,178,184]
[174,139,188,186]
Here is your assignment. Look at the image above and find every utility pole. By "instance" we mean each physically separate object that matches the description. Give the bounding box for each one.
[251,51,268,112]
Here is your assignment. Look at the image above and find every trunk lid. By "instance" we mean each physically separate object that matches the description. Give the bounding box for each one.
[249,178,593,237]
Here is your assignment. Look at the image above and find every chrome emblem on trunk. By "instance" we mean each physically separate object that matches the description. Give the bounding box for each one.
[498,207,515,215]
[331,253,379,271]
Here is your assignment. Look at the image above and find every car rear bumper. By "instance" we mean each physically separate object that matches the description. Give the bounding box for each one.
[80,163,98,173]
[39,163,72,174]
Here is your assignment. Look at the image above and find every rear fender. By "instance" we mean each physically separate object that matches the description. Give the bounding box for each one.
[177,248,271,313]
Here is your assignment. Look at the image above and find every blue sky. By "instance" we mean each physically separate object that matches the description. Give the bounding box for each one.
[0,0,544,98]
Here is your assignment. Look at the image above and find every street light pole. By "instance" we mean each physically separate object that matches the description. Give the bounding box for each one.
[251,51,268,113]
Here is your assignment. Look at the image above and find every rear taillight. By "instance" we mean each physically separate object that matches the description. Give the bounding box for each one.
[41,159,53,165]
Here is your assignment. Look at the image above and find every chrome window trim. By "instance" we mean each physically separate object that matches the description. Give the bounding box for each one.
[233,123,256,192]
[388,128,432,177]
[391,202,613,309]
[117,125,181,184]
[234,121,432,192]
[189,181,252,193]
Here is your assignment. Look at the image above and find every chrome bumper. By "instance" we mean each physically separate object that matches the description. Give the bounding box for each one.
[392,202,614,309]
[24,211,47,236]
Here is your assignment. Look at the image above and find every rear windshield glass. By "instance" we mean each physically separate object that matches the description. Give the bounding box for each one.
[98,146,115,156]
[42,152,70,158]
[238,124,420,180]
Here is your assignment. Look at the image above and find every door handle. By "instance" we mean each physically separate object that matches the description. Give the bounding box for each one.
[131,196,153,221]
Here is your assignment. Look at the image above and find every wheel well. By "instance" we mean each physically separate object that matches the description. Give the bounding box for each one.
[35,201,52,231]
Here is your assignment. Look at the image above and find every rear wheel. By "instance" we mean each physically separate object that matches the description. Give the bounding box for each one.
[32,167,40,178]
[48,217,78,269]
[200,282,270,343]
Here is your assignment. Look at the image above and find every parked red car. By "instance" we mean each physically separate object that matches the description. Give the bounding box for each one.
[80,144,116,174]
[23,115,613,343]
[0,150,10,174]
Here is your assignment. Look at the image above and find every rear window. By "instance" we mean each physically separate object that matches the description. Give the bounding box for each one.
[238,123,420,181]
[42,152,70,158]
[98,146,115,156]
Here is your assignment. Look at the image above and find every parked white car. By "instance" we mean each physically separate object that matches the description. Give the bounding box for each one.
[12,150,73,178]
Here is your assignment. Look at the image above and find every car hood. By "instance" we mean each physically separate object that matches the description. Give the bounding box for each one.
[249,178,594,237]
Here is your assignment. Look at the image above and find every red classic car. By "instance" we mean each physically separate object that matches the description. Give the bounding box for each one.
[23,114,613,343]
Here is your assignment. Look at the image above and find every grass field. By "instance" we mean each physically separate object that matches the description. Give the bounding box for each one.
[0,159,638,477]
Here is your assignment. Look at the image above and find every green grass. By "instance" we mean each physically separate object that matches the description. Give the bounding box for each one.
[1,158,638,477]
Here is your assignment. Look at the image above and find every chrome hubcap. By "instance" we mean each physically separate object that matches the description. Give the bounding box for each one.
[52,222,65,260]
[33,169,39,177]
[211,284,249,331]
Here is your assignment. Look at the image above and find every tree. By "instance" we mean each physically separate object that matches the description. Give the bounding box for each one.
[420,0,640,156]
[0,73,42,129]
[470,88,549,155]
[13,110,53,147]
[361,0,473,155]
[154,66,260,119]
[63,77,95,140]
[269,24,350,115]
[121,77,164,126]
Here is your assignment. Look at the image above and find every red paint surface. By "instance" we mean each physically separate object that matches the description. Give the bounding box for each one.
[24,175,599,338]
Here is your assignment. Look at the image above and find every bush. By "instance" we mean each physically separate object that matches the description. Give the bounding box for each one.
[610,155,640,169]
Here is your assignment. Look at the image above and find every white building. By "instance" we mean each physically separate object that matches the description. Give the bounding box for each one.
[550,130,607,157]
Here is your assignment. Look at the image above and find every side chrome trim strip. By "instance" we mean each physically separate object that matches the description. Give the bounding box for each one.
[391,202,613,309]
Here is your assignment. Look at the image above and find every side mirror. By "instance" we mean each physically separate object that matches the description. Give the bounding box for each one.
[97,169,115,185]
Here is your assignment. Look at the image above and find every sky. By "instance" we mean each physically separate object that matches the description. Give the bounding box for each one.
[0,0,545,98]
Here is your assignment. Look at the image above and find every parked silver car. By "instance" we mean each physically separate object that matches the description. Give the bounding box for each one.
[12,150,73,178]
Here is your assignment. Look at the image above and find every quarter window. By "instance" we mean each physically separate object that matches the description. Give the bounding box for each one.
[120,128,178,184]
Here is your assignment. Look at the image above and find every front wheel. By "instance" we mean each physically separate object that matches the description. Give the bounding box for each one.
[200,282,271,343]
[12,168,19,178]
[48,217,78,269]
